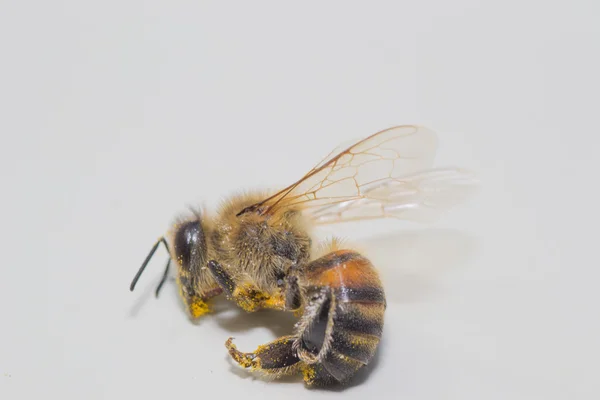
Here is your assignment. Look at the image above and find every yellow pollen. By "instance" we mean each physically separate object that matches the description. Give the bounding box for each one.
[189,298,210,318]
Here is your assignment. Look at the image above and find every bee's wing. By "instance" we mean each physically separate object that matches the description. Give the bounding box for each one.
[304,167,478,225]
[238,125,475,221]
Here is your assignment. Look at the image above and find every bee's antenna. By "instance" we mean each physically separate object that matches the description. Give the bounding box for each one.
[130,237,170,292]
[154,259,171,298]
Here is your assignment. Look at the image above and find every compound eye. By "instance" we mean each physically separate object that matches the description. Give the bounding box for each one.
[173,220,203,270]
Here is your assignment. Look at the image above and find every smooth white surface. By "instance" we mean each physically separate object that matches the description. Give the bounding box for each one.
[1,1,599,399]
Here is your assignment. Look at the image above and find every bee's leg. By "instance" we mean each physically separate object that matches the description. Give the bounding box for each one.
[224,289,336,385]
[207,260,236,296]
[284,275,302,311]
[207,260,285,312]
[154,258,172,297]
[225,336,304,378]
[177,272,223,319]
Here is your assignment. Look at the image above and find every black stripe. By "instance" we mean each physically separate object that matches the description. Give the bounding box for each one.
[330,331,377,364]
[304,364,336,386]
[334,305,384,337]
[321,351,361,382]
[335,286,386,304]
[306,251,362,274]
[332,331,375,364]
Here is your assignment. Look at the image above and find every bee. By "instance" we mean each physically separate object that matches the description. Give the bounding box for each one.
[130,125,476,386]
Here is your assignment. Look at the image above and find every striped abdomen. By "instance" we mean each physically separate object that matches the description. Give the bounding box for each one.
[297,250,386,386]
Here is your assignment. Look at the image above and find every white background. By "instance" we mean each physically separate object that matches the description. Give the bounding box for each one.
[1,1,599,399]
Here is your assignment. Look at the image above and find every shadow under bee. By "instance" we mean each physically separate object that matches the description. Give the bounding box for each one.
[225,357,304,384]
[212,297,298,338]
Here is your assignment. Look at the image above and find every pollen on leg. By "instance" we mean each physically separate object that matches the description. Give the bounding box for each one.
[189,297,210,318]
[262,293,286,310]
[301,365,317,384]
[225,338,260,369]
[233,285,269,312]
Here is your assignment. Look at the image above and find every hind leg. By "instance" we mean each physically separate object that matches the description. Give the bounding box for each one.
[225,336,331,386]
[224,288,336,386]
[225,336,303,378]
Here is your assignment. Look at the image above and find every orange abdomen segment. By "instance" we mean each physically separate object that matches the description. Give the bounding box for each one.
[304,250,385,304]
[299,250,385,385]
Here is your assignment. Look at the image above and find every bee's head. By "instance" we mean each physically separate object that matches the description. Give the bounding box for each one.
[170,215,207,273]
[129,211,207,298]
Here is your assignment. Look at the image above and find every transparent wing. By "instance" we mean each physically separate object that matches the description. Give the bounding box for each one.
[305,168,479,225]
[238,125,438,216]
[237,125,475,220]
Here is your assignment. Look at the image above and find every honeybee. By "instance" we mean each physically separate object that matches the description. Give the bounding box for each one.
[130,125,476,386]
